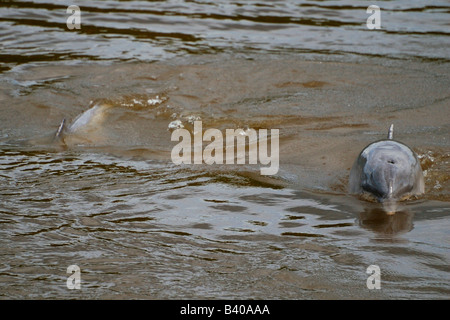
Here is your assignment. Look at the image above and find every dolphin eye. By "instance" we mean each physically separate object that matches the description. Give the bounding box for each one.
[387,159,395,164]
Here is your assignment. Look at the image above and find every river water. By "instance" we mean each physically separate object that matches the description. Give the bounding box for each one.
[0,0,449,300]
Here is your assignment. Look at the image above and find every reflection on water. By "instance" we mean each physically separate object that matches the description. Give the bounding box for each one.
[357,208,414,236]
[0,0,449,300]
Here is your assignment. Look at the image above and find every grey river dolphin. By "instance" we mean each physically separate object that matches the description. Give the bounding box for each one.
[53,102,111,145]
[349,124,424,213]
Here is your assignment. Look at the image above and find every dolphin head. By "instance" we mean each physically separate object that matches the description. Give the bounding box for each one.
[361,141,417,200]
[349,140,424,203]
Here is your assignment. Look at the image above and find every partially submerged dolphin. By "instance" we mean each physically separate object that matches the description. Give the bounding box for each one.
[349,124,424,211]
[54,102,111,145]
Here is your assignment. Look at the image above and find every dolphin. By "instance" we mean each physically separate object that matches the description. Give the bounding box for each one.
[348,124,424,212]
[53,101,111,145]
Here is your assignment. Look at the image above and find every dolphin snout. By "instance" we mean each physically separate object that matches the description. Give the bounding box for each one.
[362,165,395,201]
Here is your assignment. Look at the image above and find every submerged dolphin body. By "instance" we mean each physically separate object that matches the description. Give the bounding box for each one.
[349,125,424,210]
[54,102,111,145]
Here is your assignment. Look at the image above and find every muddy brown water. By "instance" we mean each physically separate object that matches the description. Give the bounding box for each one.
[0,0,449,299]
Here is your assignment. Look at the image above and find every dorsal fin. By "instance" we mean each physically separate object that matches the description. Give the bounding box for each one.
[54,118,66,140]
[387,124,394,140]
